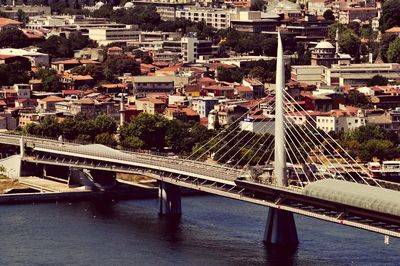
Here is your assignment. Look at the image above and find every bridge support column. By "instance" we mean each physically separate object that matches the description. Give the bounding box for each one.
[19,137,25,158]
[159,181,181,216]
[263,208,298,246]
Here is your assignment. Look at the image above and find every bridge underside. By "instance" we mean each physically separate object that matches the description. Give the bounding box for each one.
[20,151,400,239]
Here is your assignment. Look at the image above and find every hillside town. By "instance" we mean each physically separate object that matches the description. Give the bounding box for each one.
[1,0,400,169]
[1,0,400,258]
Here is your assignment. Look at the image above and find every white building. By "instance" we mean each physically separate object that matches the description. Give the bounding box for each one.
[325,63,400,86]
[290,65,325,85]
[0,48,49,66]
[13,84,31,99]
[181,36,197,63]
[88,27,140,45]
[176,7,232,29]
[313,85,344,96]
[316,108,365,133]
[240,116,275,135]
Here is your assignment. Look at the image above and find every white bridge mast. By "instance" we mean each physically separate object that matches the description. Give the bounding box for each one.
[274,32,287,187]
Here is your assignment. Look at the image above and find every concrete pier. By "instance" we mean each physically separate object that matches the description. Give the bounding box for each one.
[159,181,181,216]
[263,208,299,246]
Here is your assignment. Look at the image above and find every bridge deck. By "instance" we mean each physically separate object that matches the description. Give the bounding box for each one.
[2,133,400,239]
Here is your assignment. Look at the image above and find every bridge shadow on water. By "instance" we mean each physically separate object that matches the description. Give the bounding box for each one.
[158,215,183,242]
[263,245,299,266]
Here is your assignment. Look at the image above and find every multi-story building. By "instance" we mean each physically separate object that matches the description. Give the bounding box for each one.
[0,112,17,130]
[290,65,325,85]
[0,48,49,66]
[338,7,378,24]
[242,78,264,99]
[192,97,219,118]
[230,11,278,33]
[176,7,232,29]
[135,97,166,114]
[325,63,400,86]
[36,96,64,112]
[88,27,140,46]
[130,76,175,94]
[316,108,365,133]
[0,5,50,21]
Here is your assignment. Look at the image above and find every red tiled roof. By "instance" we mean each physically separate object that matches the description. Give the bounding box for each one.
[108,46,123,51]
[53,59,99,65]
[158,64,182,72]
[0,54,18,60]
[39,96,64,102]
[244,78,263,86]
[205,85,234,91]
[386,27,400,33]
[100,83,128,89]
[0,18,21,27]
[62,90,82,95]
[138,97,165,104]
[235,86,252,92]
[74,98,95,104]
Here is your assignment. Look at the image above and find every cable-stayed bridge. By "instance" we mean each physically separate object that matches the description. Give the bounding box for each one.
[1,33,400,245]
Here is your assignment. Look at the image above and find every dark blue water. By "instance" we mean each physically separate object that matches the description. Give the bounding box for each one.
[0,196,398,265]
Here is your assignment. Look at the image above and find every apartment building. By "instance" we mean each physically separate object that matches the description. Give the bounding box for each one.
[176,7,232,29]
[325,63,400,86]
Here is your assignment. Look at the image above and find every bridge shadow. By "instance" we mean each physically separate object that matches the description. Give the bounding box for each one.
[87,198,118,219]
[263,245,298,266]
[158,215,183,242]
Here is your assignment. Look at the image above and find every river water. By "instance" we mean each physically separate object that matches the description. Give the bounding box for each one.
[0,195,398,265]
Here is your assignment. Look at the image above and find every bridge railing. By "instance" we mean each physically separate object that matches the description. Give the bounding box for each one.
[32,140,242,181]
[0,132,243,174]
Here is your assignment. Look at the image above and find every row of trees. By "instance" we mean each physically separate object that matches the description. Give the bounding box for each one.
[25,114,118,146]
[39,32,96,58]
[23,112,278,166]
[338,125,400,162]
[91,5,161,31]
[217,59,278,83]
[71,55,140,85]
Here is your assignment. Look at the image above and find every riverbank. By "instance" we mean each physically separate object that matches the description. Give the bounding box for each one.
[0,178,27,194]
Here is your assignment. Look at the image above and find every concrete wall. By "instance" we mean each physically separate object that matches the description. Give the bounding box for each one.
[0,155,21,179]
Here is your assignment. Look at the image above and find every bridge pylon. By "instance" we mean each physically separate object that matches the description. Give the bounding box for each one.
[19,136,25,158]
[159,181,182,216]
[264,32,298,246]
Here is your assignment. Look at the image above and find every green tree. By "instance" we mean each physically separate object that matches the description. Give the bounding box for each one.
[35,67,61,92]
[104,56,140,81]
[323,9,335,21]
[339,29,361,60]
[0,28,30,48]
[217,66,244,83]
[367,75,388,86]
[379,0,400,32]
[91,5,113,18]
[250,0,265,11]
[95,133,117,147]
[346,90,370,107]
[16,9,29,26]
[68,31,97,50]
[328,21,347,39]
[133,50,153,64]
[39,35,73,58]
[0,61,30,85]
[94,115,117,134]
[120,113,169,150]
[387,37,400,63]
[380,33,397,62]
[341,124,398,146]
[71,64,105,84]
